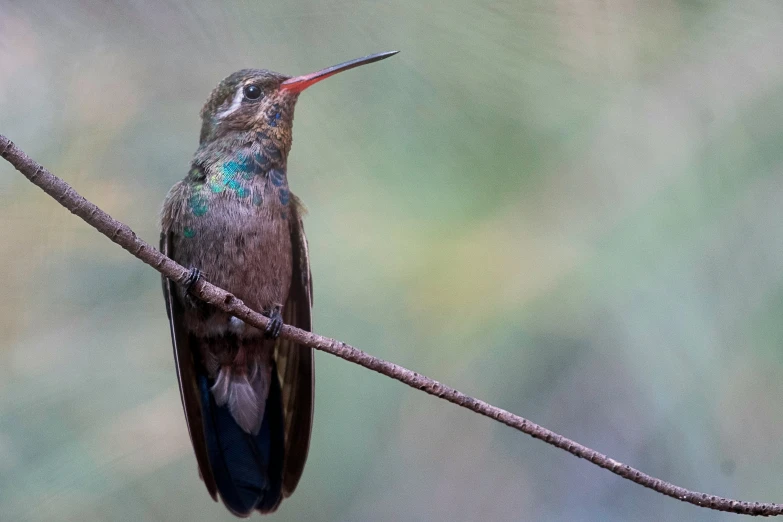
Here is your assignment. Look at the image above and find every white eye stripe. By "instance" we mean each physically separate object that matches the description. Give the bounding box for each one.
[215,85,246,119]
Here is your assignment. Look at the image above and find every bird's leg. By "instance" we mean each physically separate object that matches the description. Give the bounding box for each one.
[183,267,202,293]
[264,304,284,339]
[182,267,206,310]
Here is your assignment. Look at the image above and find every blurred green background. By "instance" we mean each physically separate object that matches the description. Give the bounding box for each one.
[3,1,783,520]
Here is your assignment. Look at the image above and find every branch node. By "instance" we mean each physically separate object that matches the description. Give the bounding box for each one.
[31,165,44,181]
[0,138,12,157]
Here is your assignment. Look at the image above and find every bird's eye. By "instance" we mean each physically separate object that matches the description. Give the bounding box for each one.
[243,85,262,100]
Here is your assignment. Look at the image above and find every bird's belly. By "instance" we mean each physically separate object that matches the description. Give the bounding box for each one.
[175,200,292,334]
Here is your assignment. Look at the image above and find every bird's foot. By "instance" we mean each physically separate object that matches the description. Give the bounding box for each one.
[264,305,284,339]
[183,267,202,294]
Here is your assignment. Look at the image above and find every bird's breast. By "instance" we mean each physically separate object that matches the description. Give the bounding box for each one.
[173,167,293,325]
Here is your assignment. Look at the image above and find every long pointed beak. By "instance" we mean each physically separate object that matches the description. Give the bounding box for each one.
[279,51,399,93]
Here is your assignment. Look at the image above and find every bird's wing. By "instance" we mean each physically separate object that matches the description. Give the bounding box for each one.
[160,231,218,500]
[275,194,315,497]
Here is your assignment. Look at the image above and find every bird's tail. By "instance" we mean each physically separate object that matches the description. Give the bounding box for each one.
[198,362,285,516]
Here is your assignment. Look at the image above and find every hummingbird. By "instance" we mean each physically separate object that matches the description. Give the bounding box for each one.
[160,51,398,516]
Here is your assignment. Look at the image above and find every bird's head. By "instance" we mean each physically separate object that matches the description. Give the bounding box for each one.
[198,51,398,149]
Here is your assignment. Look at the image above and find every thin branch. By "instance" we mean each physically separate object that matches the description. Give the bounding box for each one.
[1,133,779,517]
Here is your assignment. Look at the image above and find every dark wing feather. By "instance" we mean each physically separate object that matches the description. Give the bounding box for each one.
[160,232,219,500]
[275,195,315,497]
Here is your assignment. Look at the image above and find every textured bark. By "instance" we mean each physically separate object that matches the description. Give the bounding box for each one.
[2,133,781,516]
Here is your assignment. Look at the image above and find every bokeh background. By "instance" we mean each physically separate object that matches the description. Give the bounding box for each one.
[2,1,783,520]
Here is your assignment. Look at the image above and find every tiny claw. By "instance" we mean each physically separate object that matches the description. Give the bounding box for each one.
[183,267,202,293]
[264,305,284,339]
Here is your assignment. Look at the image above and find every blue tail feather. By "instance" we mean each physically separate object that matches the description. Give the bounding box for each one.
[198,367,284,516]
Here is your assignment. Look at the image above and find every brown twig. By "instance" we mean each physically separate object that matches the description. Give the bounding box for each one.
[1,133,780,516]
